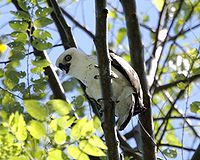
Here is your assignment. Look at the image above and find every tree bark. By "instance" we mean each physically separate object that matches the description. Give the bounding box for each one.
[191,143,200,160]
[94,1,120,160]
[120,0,156,160]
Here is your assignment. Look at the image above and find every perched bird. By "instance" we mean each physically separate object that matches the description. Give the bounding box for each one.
[56,47,145,130]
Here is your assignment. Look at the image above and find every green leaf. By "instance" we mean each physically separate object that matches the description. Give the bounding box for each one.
[32,38,52,51]
[33,17,53,28]
[9,20,28,31]
[79,140,106,156]
[163,148,177,158]
[9,156,27,160]
[190,101,200,114]
[35,7,53,17]
[48,149,63,160]
[10,10,30,21]
[50,119,58,131]
[67,146,89,160]
[33,29,52,40]
[116,28,126,45]
[80,119,95,138]
[17,0,29,11]
[57,116,75,129]
[24,100,48,121]
[7,41,26,52]
[152,0,164,11]
[32,58,50,67]
[70,117,88,140]
[15,114,27,141]
[47,99,72,116]
[177,82,186,90]
[10,31,27,43]
[166,131,181,146]
[0,68,4,78]
[88,135,107,150]
[4,70,20,90]
[143,15,149,22]
[108,10,117,19]
[54,130,66,144]
[72,95,85,107]
[93,116,102,130]
[27,120,45,139]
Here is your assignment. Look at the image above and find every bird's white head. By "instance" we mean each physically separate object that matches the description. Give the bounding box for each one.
[56,47,87,76]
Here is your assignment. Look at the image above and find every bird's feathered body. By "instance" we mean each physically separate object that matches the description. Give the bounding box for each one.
[56,48,145,130]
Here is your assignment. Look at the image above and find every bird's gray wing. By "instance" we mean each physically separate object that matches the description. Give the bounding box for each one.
[109,51,146,116]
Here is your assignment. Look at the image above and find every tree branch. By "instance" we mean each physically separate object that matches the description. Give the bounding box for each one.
[191,143,200,160]
[94,1,120,159]
[60,8,94,39]
[120,0,155,160]
[154,116,200,121]
[159,143,196,152]
[154,74,200,93]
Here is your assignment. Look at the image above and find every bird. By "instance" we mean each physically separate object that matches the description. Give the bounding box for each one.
[56,47,145,130]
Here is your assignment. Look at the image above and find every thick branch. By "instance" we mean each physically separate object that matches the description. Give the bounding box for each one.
[120,0,155,160]
[191,144,200,160]
[48,0,76,48]
[94,1,120,160]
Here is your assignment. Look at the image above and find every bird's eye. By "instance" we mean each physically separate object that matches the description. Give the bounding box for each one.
[64,55,72,62]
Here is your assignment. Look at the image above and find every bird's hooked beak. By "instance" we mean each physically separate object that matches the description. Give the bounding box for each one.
[57,63,71,74]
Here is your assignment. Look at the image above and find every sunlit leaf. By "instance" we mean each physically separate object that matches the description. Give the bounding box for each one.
[50,119,58,131]
[166,131,181,146]
[70,117,88,140]
[190,101,200,114]
[54,130,66,144]
[67,145,89,160]
[9,20,28,31]
[33,17,53,28]
[48,149,63,160]
[79,140,106,156]
[152,0,164,11]
[10,10,30,21]
[9,155,27,160]
[10,31,27,43]
[57,116,75,129]
[17,0,29,11]
[16,114,27,141]
[35,7,53,17]
[108,10,117,19]
[33,29,52,40]
[24,100,48,121]
[32,39,52,51]
[27,120,45,139]
[163,148,177,158]
[47,99,72,116]
[116,28,126,45]
[88,135,107,150]
[177,82,186,90]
